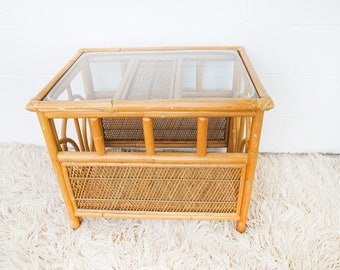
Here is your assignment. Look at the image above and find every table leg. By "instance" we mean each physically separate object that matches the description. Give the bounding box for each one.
[236,112,264,233]
[37,113,81,229]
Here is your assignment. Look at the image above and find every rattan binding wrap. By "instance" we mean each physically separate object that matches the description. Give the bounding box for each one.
[67,164,244,213]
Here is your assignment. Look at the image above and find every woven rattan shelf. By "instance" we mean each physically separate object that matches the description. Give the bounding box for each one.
[26,46,273,232]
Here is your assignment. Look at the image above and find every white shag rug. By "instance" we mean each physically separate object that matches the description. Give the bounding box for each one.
[0,144,339,269]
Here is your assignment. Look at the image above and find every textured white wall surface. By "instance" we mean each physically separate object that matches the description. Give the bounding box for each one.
[1,0,339,152]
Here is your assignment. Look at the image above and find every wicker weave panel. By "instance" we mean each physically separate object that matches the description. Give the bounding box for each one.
[125,60,175,100]
[66,164,243,213]
[102,117,229,145]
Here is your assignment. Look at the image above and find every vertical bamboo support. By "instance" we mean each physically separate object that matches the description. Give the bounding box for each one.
[142,118,155,155]
[196,117,208,157]
[196,60,203,92]
[66,85,73,100]
[81,62,94,99]
[174,58,183,98]
[244,117,252,151]
[237,117,245,152]
[61,118,68,151]
[73,118,85,151]
[50,118,62,152]
[227,117,235,152]
[232,60,241,97]
[88,118,106,155]
[228,117,239,153]
[82,118,90,151]
[37,112,81,229]
[236,112,264,233]
[225,117,230,149]
[168,61,177,99]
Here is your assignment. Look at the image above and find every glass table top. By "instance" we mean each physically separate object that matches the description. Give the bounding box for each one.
[44,50,258,102]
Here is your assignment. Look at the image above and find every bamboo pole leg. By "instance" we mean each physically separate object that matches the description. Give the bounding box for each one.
[37,112,81,229]
[236,112,264,233]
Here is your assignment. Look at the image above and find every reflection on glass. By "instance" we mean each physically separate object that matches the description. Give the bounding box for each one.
[44,50,258,101]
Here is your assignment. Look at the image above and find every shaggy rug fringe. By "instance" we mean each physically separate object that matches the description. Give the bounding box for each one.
[0,144,339,269]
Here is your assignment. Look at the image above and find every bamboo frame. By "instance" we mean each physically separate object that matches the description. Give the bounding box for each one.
[236,112,264,233]
[196,117,208,157]
[26,47,273,233]
[37,112,81,229]
[142,118,155,155]
[58,151,248,164]
[75,210,240,221]
[88,118,105,155]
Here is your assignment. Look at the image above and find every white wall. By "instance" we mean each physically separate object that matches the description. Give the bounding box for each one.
[1,0,340,153]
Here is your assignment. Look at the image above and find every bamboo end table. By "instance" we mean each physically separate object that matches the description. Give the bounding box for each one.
[26,47,274,233]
